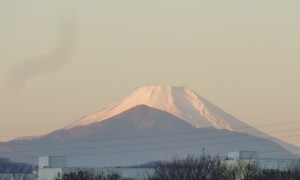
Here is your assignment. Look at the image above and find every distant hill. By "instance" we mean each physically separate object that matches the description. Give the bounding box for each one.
[129,160,161,168]
[0,157,35,174]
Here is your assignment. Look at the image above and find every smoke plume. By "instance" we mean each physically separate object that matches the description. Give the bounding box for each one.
[3,15,79,97]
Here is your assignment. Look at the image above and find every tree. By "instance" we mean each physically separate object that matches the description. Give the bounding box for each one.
[235,160,259,180]
[55,170,121,180]
[147,155,229,180]
[0,157,35,174]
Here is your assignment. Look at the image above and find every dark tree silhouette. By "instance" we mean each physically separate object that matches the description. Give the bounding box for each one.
[147,155,300,180]
[55,170,121,180]
[0,157,35,174]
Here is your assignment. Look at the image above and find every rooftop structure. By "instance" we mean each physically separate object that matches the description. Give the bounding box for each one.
[227,151,258,160]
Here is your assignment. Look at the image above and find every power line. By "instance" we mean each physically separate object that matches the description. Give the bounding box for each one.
[5,133,300,160]
[2,128,300,154]
[8,120,300,146]
[11,139,300,161]
[8,132,300,161]
[2,120,300,161]
[65,134,300,157]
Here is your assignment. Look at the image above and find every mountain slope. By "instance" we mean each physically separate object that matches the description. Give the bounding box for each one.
[2,105,298,167]
[65,86,297,152]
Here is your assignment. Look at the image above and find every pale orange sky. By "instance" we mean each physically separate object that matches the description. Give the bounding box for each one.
[0,0,299,149]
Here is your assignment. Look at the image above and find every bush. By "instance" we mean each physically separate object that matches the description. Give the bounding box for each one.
[147,155,300,180]
[55,170,121,180]
[147,155,229,180]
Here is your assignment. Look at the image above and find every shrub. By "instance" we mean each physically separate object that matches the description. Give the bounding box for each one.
[55,170,121,180]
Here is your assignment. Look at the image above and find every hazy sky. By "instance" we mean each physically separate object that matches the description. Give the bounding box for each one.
[0,1,299,149]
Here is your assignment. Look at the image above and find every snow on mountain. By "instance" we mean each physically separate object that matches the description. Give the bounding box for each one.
[66,86,238,130]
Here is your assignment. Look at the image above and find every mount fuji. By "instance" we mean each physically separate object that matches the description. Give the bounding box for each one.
[66,86,238,130]
[0,86,298,167]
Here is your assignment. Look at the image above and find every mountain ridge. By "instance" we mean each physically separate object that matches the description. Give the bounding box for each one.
[63,85,298,156]
[1,105,298,167]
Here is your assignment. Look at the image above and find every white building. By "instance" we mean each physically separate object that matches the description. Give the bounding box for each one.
[38,156,66,169]
[37,156,151,180]
[224,151,300,171]
[38,156,74,180]
[227,150,258,160]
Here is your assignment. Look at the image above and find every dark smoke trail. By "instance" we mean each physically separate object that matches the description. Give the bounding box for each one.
[2,15,79,97]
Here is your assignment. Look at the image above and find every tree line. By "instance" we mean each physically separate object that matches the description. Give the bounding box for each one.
[148,155,300,180]
[0,157,35,174]
[55,170,122,180]
[56,155,300,180]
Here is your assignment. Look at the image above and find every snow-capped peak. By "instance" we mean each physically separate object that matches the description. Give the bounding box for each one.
[65,85,233,130]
